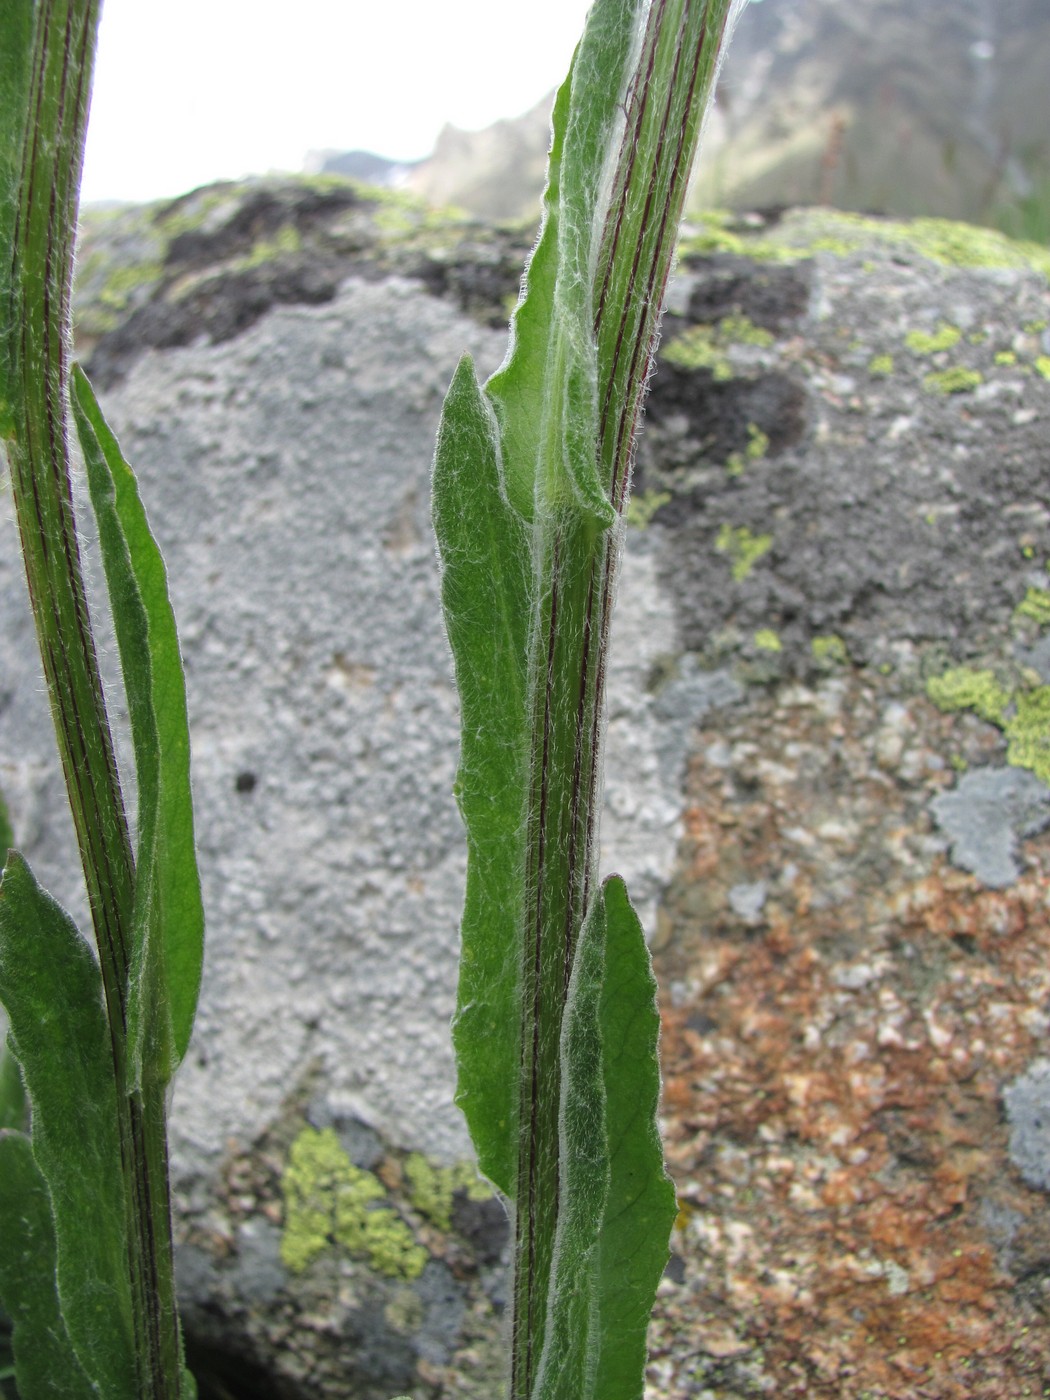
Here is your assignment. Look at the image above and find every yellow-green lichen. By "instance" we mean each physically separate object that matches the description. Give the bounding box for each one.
[1023,319,1049,334]
[404,1154,491,1232]
[679,209,1050,279]
[1015,586,1050,627]
[923,367,983,395]
[746,422,770,459]
[625,488,671,529]
[881,216,1050,277]
[154,186,235,241]
[753,629,782,653]
[1005,688,1050,784]
[678,209,795,263]
[726,425,768,477]
[868,353,894,377]
[98,259,165,311]
[725,452,746,478]
[663,315,774,377]
[716,524,773,582]
[717,314,775,348]
[994,350,1018,366]
[811,634,850,667]
[240,223,302,268]
[280,1127,426,1279]
[926,667,1010,726]
[905,322,962,355]
[1035,356,1050,381]
[661,325,733,378]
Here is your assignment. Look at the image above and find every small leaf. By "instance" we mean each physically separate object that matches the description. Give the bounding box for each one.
[0,1131,96,1399]
[486,0,642,527]
[72,364,204,1085]
[532,877,676,1400]
[0,854,136,1393]
[591,877,677,1397]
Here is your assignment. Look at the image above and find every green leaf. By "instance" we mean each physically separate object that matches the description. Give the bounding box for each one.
[590,877,677,1397]
[72,365,204,1085]
[0,1039,26,1134]
[433,355,531,1195]
[0,854,136,1394]
[486,0,641,526]
[532,878,676,1400]
[0,1131,96,1399]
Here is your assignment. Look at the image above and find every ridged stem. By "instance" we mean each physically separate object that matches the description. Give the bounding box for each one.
[4,2,182,1394]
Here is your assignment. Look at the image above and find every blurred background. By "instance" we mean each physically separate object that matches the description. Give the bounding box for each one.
[84,0,1050,238]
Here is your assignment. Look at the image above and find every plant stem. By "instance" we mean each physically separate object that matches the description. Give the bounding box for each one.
[509,3,739,1393]
[4,2,181,1393]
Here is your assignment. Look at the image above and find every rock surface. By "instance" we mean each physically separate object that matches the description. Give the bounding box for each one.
[2,180,1050,1397]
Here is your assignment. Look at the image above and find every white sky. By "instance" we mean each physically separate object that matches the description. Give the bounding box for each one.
[81,0,595,205]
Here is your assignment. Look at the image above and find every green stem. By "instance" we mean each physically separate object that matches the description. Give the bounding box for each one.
[4,2,182,1394]
[509,3,738,1394]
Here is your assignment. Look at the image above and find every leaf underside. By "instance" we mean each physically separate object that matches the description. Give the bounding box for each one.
[0,855,136,1395]
[0,1130,96,1400]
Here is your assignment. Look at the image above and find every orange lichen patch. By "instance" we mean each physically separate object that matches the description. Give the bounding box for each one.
[648,672,1050,1399]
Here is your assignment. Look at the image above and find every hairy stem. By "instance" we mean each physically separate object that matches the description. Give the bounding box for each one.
[509,3,739,1394]
[3,2,181,1393]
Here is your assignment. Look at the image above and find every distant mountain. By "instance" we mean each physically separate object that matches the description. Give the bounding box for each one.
[307,148,415,188]
[693,0,1050,233]
[403,94,555,222]
[349,0,1050,235]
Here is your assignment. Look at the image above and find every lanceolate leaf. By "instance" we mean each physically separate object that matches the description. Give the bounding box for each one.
[0,854,136,1395]
[433,356,531,1195]
[73,365,204,1085]
[0,1131,96,1400]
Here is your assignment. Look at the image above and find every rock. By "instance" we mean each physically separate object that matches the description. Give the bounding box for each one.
[3,179,1050,1395]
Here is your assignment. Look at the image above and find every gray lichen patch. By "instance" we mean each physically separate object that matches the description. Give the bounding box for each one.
[1004,1059,1050,1191]
[930,766,1050,888]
